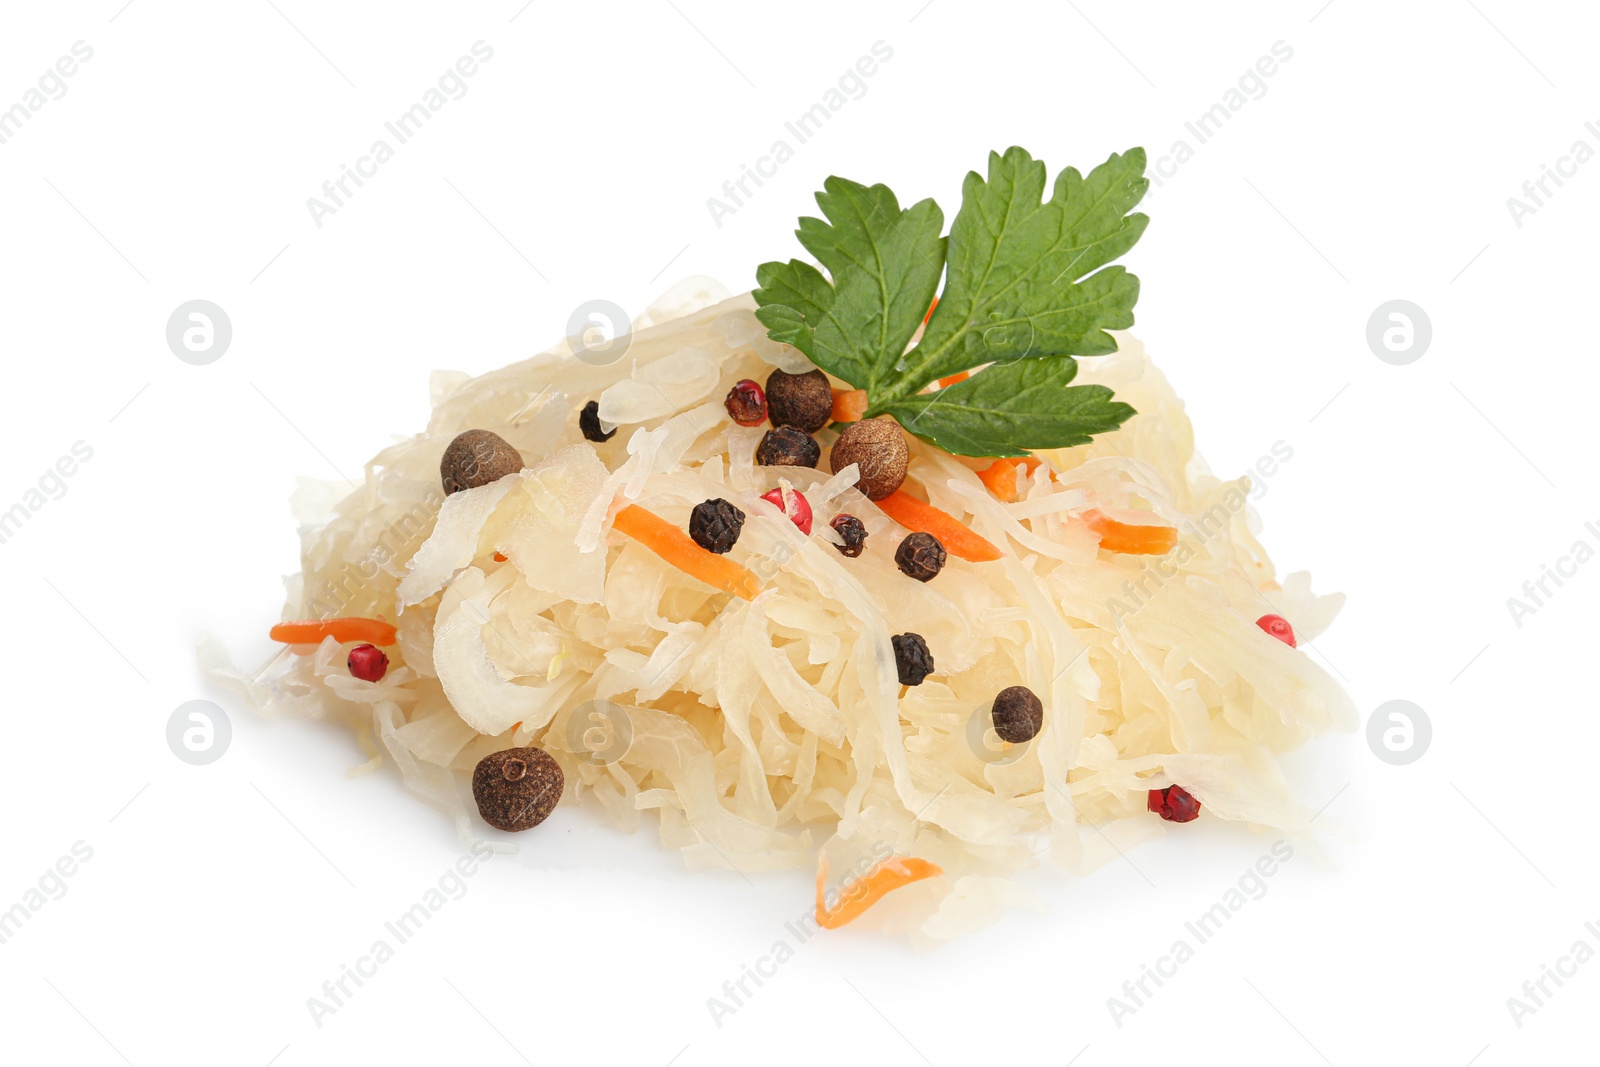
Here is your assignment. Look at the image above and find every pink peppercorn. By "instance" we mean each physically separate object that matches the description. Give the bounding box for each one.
[724,379,768,427]
[760,486,812,535]
[348,643,389,682]
[1148,785,1201,823]
[1256,614,1297,648]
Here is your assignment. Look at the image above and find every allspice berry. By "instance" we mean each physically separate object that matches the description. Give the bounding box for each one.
[472,747,564,832]
[829,417,909,500]
[991,685,1043,743]
[756,426,821,468]
[441,430,523,495]
[895,531,947,582]
[764,368,832,432]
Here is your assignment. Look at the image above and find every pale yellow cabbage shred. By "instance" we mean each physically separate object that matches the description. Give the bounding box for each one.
[214,279,1354,940]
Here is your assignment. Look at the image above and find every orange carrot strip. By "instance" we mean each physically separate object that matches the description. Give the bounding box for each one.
[270,617,397,646]
[831,388,869,424]
[876,490,1002,562]
[936,370,970,388]
[1082,508,1180,556]
[922,295,939,325]
[815,852,943,930]
[976,458,1023,502]
[492,551,508,562]
[976,457,1051,502]
[612,504,760,600]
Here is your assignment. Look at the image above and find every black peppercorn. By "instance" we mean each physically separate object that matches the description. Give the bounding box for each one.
[895,532,946,582]
[765,368,832,432]
[579,400,616,443]
[441,429,524,495]
[472,747,564,832]
[689,498,745,554]
[756,426,820,468]
[991,685,1043,743]
[829,514,868,558]
[891,632,934,686]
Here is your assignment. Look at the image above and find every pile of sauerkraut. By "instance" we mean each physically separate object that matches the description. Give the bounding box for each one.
[213,278,1353,941]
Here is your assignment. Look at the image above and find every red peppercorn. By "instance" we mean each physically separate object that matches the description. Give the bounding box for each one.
[348,643,389,682]
[1148,785,1201,823]
[1255,614,1297,648]
[725,379,768,426]
[760,486,812,535]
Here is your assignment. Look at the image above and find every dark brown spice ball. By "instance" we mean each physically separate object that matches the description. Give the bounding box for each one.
[579,400,616,443]
[689,498,745,554]
[765,368,832,432]
[891,633,934,686]
[756,426,820,468]
[895,532,947,582]
[441,430,523,495]
[830,417,909,500]
[472,747,564,832]
[991,685,1043,743]
[829,514,868,558]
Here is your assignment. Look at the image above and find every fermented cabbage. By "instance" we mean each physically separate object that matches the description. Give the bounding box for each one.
[211,277,1354,940]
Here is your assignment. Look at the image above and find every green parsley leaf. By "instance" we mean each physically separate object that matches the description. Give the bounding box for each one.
[877,357,1134,458]
[753,147,1148,457]
[751,259,834,360]
[882,147,1149,403]
[754,177,944,394]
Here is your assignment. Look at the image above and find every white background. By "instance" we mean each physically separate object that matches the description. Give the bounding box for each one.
[0,1,1593,1064]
